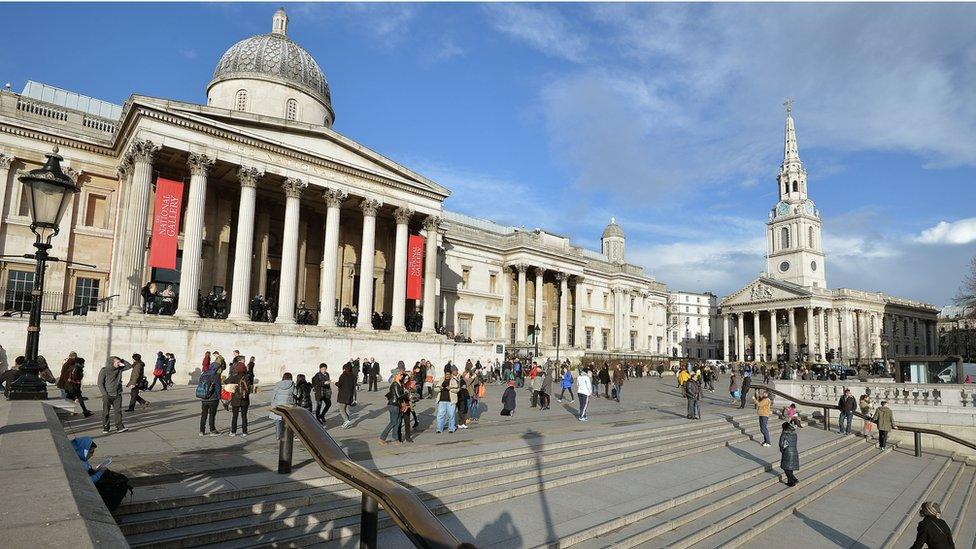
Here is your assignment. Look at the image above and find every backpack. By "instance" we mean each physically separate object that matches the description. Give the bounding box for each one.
[196,375,215,399]
[95,469,133,512]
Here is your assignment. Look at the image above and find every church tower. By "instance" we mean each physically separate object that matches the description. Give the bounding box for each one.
[765,101,827,288]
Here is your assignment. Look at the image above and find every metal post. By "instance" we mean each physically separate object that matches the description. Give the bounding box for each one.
[277,424,294,474]
[7,240,51,400]
[822,407,829,431]
[360,493,378,549]
[914,431,922,457]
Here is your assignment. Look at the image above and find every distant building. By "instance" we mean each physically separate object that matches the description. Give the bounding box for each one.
[667,291,722,360]
[939,305,975,360]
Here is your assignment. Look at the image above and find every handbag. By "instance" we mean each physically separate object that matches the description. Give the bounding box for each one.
[733,389,741,398]
[477,384,487,398]
[153,367,164,378]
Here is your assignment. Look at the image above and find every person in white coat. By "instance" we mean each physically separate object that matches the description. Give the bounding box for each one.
[577,366,593,421]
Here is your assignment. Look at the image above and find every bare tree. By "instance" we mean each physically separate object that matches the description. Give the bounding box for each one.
[956,256,976,316]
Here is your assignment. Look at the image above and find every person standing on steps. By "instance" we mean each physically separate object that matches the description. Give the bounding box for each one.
[873,400,897,451]
[98,357,131,434]
[685,374,702,420]
[336,363,356,429]
[754,390,772,447]
[312,363,332,424]
[125,354,149,412]
[779,422,799,487]
[837,388,857,435]
[739,369,752,409]
[911,501,955,549]
[577,366,592,421]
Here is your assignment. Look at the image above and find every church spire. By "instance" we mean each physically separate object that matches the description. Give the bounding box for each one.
[782,97,801,169]
[272,7,288,36]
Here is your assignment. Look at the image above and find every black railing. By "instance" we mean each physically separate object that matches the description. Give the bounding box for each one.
[274,406,464,549]
[2,290,116,319]
[752,383,976,457]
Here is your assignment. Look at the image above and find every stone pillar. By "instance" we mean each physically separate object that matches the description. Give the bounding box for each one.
[254,212,270,297]
[107,157,132,302]
[275,178,307,325]
[929,321,937,355]
[514,263,528,342]
[637,292,647,351]
[788,307,796,361]
[805,307,815,362]
[815,308,824,360]
[574,276,584,347]
[736,313,745,361]
[501,266,511,342]
[533,268,544,342]
[612,287,621,350]
[556,272,568,346]
[723,313,730,362]
[113,139,158,314]
[318,189,346,326]
[390,207,413,331]
[228,167,261,321]
[0,152,13,240]
[355,198,381,331]
[839,309,851,361]
[827,308,837,353]
[752,311,762,362]
[421,216,440,333]
[768,308,777,360]
[174,153,213,317]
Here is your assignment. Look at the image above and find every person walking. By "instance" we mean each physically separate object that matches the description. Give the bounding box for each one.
[57,351,78,399]
[293,374,313,413]
[398,374,419,442]
[612,363,624,403]
[201,351,212,375]
[912,501,955,549]
[779,422,799,487]
[379,372,405,444]
[754,390,772,447]
[97,357,131,433]
[501,380,517,417]
[558,367,575,403]
[268,373,295,439]
[435,366,459,433]
[164,353,177,387]
[125,354,149,412]
[873,400,896,450]
[539,366,553,411]
[577,366,592,421]
[456,376,471,428]
[368,358,381,392]
[837,388,857,435]
[336,363,356,429]
[312,363,332,424]
[148,352,167,390]
[729,372,740,406]
[225,363,250,437]
[197,365,221,436]
[599,364,611,398]
[739,370,752,409]
[859,394,874,438]
[64,357,94,417]
[685,375,702,420]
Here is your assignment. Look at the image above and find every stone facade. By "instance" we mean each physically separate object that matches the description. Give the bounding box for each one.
[667,290,722,360]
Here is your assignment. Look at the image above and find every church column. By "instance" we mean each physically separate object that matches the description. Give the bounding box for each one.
[723,313,730,362]
[768,308,777,360]
[228,167,261,321]
[390,207,413,331]
[839,309,851,362]
[254,212,270,297]
[514,263,528,342]
[787,307,797,361]
[752,311,761,361]
[574,276,585,347]
[356,198,381,331]
[421,216,440,333]
[736,313,745,361]
[0,152,13,236]
[113,139,157,314]
[318,189,346,326]
[557,272,568,346]
[176,153,213,318]
[805,307,815,362]
[534,267,545,342]
[275,178,307,325]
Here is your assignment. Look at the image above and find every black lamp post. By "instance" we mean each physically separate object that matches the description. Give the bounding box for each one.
[532,324,541,358]
[6,146,79,400]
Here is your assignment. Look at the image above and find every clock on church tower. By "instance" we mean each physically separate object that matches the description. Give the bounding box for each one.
[765,101,827,289]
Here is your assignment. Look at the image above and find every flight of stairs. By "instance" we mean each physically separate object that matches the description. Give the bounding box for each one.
[113,414,976,548]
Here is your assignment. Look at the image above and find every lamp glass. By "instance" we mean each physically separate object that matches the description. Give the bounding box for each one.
[26,178,73,228]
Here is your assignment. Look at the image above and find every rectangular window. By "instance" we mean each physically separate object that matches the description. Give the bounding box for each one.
[5,270,35,312]
[458,314,472,338]
[602,293,608,309]
[72,276,100,314]
[486,317,498,339]
[568,326,575,346]
[461,267,470,289]
[697,348,702,358]
[586,289,592,307]
[602,329,610,351]
[489,273,497,294]
[510,322,516,344]
[84,194,108,228]
[585,328,593,350]
[630,331,636,351]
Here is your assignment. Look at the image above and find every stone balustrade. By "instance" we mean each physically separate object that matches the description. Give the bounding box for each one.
[773,379,976,409]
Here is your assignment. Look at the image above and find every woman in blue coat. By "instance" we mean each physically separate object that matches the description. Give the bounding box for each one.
[558,367,575,403]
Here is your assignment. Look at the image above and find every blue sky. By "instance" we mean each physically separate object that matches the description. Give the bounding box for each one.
[2,2,974,305]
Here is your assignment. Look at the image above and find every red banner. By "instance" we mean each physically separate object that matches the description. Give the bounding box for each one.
[148,177,184,270]
[407,235,425,300]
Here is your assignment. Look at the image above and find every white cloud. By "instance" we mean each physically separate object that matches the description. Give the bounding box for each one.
[916,218,976,245]
[487,5,590,63]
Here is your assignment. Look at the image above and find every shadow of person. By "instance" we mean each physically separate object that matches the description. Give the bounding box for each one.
[187,368,203,385]
[726,443,772,468]
[475,511,522,547]
[793,510,871,548]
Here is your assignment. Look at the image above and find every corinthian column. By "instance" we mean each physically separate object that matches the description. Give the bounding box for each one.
[355,198,382,330]
[752,311,761,362]
[788,307,797,360]
[0,152,13,236]
[556,272,568,346]
[574,276,585,347]
[275,178,307,325]
[390,206,413,331]
[228,167,262,321]
[107,156,132,303]
[534,268,545,339]
[318,188,346,326]
[723,313,730,362]
[736,313,745,361]
[176,152,214,317]
[114,139,158,314]
[421,215,440,333]
[514,263,528,342]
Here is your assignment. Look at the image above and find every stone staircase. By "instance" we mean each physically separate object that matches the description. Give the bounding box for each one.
[113,414,976,548]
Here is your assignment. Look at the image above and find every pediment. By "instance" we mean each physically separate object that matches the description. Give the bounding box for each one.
[723,277,811,307]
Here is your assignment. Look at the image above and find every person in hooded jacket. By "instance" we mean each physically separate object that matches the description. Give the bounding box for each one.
[598,364,611,398]
[148,352,168,390]
[225,363,250,437]
[293,374,313,412]
[198,365,221,436]
[71,437,105,483]
[558,367,574,402]
[57,352,78,398]
[98,357,132,433]
[501,380,517,417]
[336,363,356,429]
[270,373,296,440]
[779,422,799,487]
[65,357,94,417]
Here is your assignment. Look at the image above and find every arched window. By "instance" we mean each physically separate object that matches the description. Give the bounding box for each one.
[808,226,814,247]
[792,180,798,192]
[783,182,788,195]
[285,98,298,121]
[235,89,248,112]
[781,227,790,249]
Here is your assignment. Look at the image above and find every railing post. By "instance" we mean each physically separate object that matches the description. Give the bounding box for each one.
[914,431,922,457]
[277,424,294,474]
[360,493,378,549]
[822,407,829,431]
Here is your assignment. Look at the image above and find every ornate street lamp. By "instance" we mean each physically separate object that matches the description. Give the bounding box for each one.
[532,324,541,359]
[5,146,79,400]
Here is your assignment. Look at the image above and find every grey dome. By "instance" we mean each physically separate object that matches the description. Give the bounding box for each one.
[209,11,333,119]
[602,217,625,239]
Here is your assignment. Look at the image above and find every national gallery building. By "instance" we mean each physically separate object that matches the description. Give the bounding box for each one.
[0,10,668,380]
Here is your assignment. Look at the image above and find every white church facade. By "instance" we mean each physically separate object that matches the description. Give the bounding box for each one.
[0,10,668,383]
[720,103,939,370]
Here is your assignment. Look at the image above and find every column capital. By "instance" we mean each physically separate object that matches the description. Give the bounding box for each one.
[360,197,382,217]
[554,271,568,282]
[63,166,81,185]
[0,152,13,170]
[322,188,347,208]
[393,206,414,225]
[282,177,308,198]
[187,152,214,176]
[533,266,546,278]
[573,274,586,286]
[513,263,529,273]
[422,215,442,232]
[127,139,158,164]
[238,166,264,188]
[116,155,132,180]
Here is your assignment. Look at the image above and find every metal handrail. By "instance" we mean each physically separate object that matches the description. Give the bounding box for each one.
[752,383,976,456]
[273,405,465,549]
